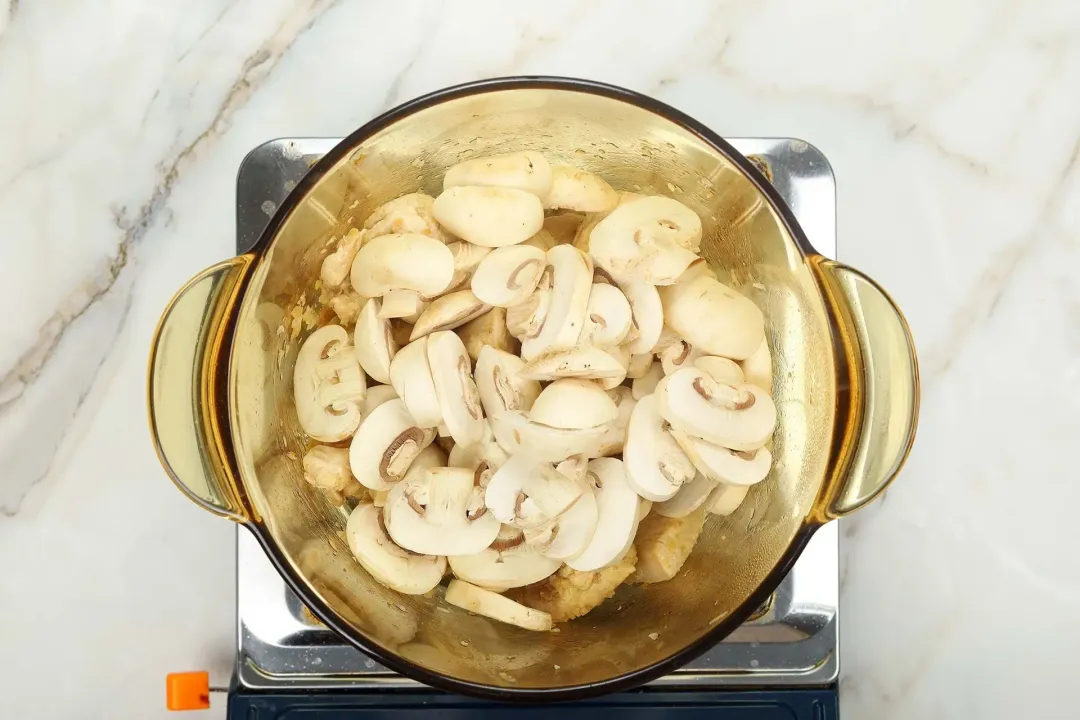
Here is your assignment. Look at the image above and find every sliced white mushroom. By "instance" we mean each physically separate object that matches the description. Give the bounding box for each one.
[695,356,745,385]
[409,290,490,341]
[349,398,436,491]
[623,395,696,502]
[345,504,445,595]
[359,384,398,419]
[384,467,500,555]
[632,360,664,400]
[474,346,541,418]
[659,275,764,361]
[626,352,654,380]
[377,289,425,320]
[597,387,636,457]
[658,337,705,376]
[321,228,366,288]
[354,298,397,385]
[444,579,552,632]
[706,483,750,516]
[456,307,518,362]
[589,197,701,284]
[631,508,706,584]
[543,166,619,212]
[328,290,365,325]
[505,281,551,340]
[637,497,653,522]
[538,487,599,560]
[678,257,717,284]
[655,368,777,451]
[470,245,547,308]
[443,151,553,198]
[447,420,508,482]
[529,379,618,430]
[351,233,455,298]
[302,445,365,504]
[448,542,561,592]
[567,458,640,571]
[484,454,584,525]
[581,283,633,348]
[364,192,451,243]
[447,240,493,272]
[519,245,592,359]
[621,280,664,354]
[670,429,772,487]
[740,337,773,391]
[654,472,717,518]
[600,343,631,390]
[388,337,444,428]
[518,346,625,382]
[426,331,484,448]
[294,325,367,442]
[432,186,544,248]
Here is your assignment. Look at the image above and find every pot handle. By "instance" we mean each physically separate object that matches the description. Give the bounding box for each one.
[147,257,254,523]
[811,258,920,519]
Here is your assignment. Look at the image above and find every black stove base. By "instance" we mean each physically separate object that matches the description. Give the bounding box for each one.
[227,685,839,719]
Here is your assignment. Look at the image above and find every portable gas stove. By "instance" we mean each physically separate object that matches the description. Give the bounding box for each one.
[227,137,841,719]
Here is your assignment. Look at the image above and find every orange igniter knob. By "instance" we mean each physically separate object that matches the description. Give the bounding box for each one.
[166,671,211,711]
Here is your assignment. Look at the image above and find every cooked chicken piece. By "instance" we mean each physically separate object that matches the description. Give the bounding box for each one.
[328,291,365,325]
[630,507,706,584]
[508,545,637,622]
[303,445,367,506]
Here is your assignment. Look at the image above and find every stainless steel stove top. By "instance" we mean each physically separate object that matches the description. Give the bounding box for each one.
[233,137,840,692]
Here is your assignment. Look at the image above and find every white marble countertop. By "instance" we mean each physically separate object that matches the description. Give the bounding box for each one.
[1,1,1078,717]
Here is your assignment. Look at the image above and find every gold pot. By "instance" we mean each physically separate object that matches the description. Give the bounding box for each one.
[147,78,918,700]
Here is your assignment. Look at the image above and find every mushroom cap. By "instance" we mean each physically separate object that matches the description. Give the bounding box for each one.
[384,468,500,556]
[443,151,553,198]
[388,337,445,428]
[582,282,633,348]
[293,325,366,442]
[519,245,592,359]
[529,379,618,430]
[377,289,426,321]
[740,337,773,391]
[444,579,553,632]
[597,386,636,457]
[631,359,664,400]
[566,458,640,571]
[655,368,777,451]
[432,186,544,248]
[694,355,745,385]
[447,241,493,272]
[659,275,764,361]
[363,192,450,242]
[359,384,398,419]
[626,352,654,380]
[474,346,541,419]
[426,331,485,448]
[354,298,398,385]
[670,430,773,487]
[518,345,625,382]
[409,290,491,341]
[589,197,701,284]
[623,395,697,502]
[599,343,631,390]
[470,244,547,308]
[505,284,551,340]
[654,472,717,518]
[448,544,561,591]
[349,398,436,491]
[345,504,446,595]
[543,166,619,213]
[658,337,704,376]
[484,453,584,526]
[620,280,664,355]
[350,233,455,298]
[491,411,609,461]
[706,483,750,516]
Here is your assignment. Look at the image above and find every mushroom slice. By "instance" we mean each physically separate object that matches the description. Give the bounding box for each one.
[294,325,367,442]
[600,343,631,390]
[402,443,447,484]
[447,420,508,478]
[409,290,490,342]
[658,337,705,376]
[493,411,607,461]
[485,454,584,525]
[529,379,617,430]
[351,233,455,298]
[566,458,640,571]
[507,546,637,622]
[321,228,366,288]
[670,429,772,487]
[385,468,500,555]
[537,487,599,560]
[706,483,750,516]
[589,197,701,284]
[377,289,425,320]
[519,245,592,359]
[303,445,366,504]
[354,298,398,385]
[432,186,544,248]
[626,352,654,380]
[474,346,541,417]
[597,387,636,457]
[518,346,625,382]
[621,280,664,354]
[349,398,436,490]
[505,284,551,340]
[427,331,484,448]
[345,504,445,595]
[457,307,518,362]
[448,543,561,592]
[654,472,717,518]
[632,360,664,400]
[359,384,398,419]
[740,337,773,391]
[631,508,706,584]
[637,497,653,522]
[447,241,493,272]
[471,245,547,308]
[655,368,777,451]
[623,395,697,502]
[543,165,619,212]
[582,283,633,348]
[695,356,745,385]
[443,151,553,198]
[388,337,444,428]
[364,192,451,243]
[659,275,765,361]
[444,580,552,632]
